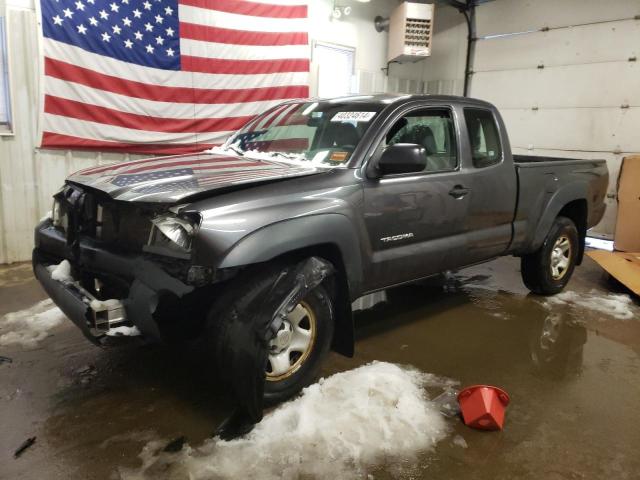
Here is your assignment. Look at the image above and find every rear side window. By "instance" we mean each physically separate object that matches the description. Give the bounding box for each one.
[464,108,502,168]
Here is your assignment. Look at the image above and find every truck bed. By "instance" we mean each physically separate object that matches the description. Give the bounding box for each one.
[514,154,605,166]
[510,156,608,255]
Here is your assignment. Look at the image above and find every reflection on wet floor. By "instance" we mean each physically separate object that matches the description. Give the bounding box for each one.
[1,256,639,479]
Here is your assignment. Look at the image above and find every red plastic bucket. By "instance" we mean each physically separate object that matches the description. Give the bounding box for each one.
[457,385,510,430]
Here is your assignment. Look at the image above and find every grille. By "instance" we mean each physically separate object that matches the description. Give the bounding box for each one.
[57,185,153,253]
[97,201,153,252]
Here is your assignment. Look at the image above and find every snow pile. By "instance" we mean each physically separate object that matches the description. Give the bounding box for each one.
[47,259,73,283]
[106,326,141,337]
[121,362,454,480]
[0,299,66,348]
[545,290,636,320]
[89,298,122,311]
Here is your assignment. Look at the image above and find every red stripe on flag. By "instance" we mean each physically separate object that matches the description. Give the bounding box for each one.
[83,154,251,176]
[270,138,308,150]
[182,56,310,75]
[179,0,307,18]
[262,104,291,128]
[197,170,295,186]
[77,147,253,176]
[179,23,308,46]
[45,95,254,133]
[120,158,262,174]
[41,132,216,155]
[276,106,309,126]
[45,58,308,105]
[247,138,309,151]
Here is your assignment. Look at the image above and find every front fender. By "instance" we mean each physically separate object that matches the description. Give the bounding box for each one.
[217,213,362,358]
[217,213,364,298]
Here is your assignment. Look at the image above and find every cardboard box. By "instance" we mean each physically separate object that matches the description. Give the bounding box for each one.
[614,155,640,252]
[587,155,640,296]
[586,250,640,296]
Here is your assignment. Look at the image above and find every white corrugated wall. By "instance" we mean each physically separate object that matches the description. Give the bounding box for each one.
[471,0,640,237]
[394,0,640,238]
[0,4,144,263]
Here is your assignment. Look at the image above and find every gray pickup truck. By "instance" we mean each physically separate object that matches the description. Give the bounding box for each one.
[33,94,608,401]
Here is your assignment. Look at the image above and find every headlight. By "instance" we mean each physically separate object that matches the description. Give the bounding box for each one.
[149,213,198,252]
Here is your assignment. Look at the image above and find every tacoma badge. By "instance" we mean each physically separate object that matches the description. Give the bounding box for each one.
[380,233,414,243]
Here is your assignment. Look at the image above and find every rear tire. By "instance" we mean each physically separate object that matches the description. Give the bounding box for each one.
[521,216,579,295]
[207,262,334,404]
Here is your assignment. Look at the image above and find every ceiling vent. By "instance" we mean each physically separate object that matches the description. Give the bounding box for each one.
[387,2,434,63]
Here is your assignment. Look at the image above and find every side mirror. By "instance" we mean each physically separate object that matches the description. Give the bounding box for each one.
[375,143,427,176]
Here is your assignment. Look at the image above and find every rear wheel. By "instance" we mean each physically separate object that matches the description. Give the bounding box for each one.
[207,262,334,403]
[521,216,579,295]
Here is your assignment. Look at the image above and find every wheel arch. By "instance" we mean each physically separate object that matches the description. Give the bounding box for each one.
[217,214,362,357]
[529,183,589,263]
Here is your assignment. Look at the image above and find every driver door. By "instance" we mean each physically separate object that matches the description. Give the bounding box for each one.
[362,106,471,291]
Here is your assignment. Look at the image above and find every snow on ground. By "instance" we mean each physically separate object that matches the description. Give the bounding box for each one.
[106,326,141,337]
[0,299,66,348]
[544,290,636,320]
[121,362,455,480]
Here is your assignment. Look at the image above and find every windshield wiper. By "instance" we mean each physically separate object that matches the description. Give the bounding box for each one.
[267,151,304,161]
[225,144,245,156]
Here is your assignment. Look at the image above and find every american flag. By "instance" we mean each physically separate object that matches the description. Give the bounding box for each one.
[39,0,310,155]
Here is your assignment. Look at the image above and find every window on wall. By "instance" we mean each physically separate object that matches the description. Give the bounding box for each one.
[464,108,502,168]
[0,17,12,135]
[313,42,355,98]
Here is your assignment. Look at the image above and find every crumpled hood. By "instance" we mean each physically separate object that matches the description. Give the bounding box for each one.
[67,152,325,203]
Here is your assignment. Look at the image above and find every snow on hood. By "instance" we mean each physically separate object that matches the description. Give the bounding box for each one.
[0,299,66,348]
[119,362,456,480]
[67,150,326,203]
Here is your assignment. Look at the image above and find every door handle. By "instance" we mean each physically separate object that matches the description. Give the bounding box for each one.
[449,185,470,199]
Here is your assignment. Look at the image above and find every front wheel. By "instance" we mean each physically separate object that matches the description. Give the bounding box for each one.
[207,263,334,404]
[264,290,333,402]
[521,216,579,295]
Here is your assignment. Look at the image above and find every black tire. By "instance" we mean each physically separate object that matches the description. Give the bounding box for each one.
[521,216,579,295]
[207,262,334,404]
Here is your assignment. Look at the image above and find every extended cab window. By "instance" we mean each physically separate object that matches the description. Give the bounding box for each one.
[382,108,458,172]
[464,108,502,168]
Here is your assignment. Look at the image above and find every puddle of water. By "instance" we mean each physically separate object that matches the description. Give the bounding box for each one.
[0,263,34,288]
[4,257,640,480]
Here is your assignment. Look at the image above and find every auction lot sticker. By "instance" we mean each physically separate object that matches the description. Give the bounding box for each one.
[331,111,377,122]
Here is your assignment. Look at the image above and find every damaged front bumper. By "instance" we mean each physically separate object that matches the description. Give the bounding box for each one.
[33,220,194,346]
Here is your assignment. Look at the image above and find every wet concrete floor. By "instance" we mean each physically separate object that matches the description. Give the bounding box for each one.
[1,256,639,479]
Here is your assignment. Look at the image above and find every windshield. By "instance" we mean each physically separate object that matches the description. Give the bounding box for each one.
[216,101,385,168]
